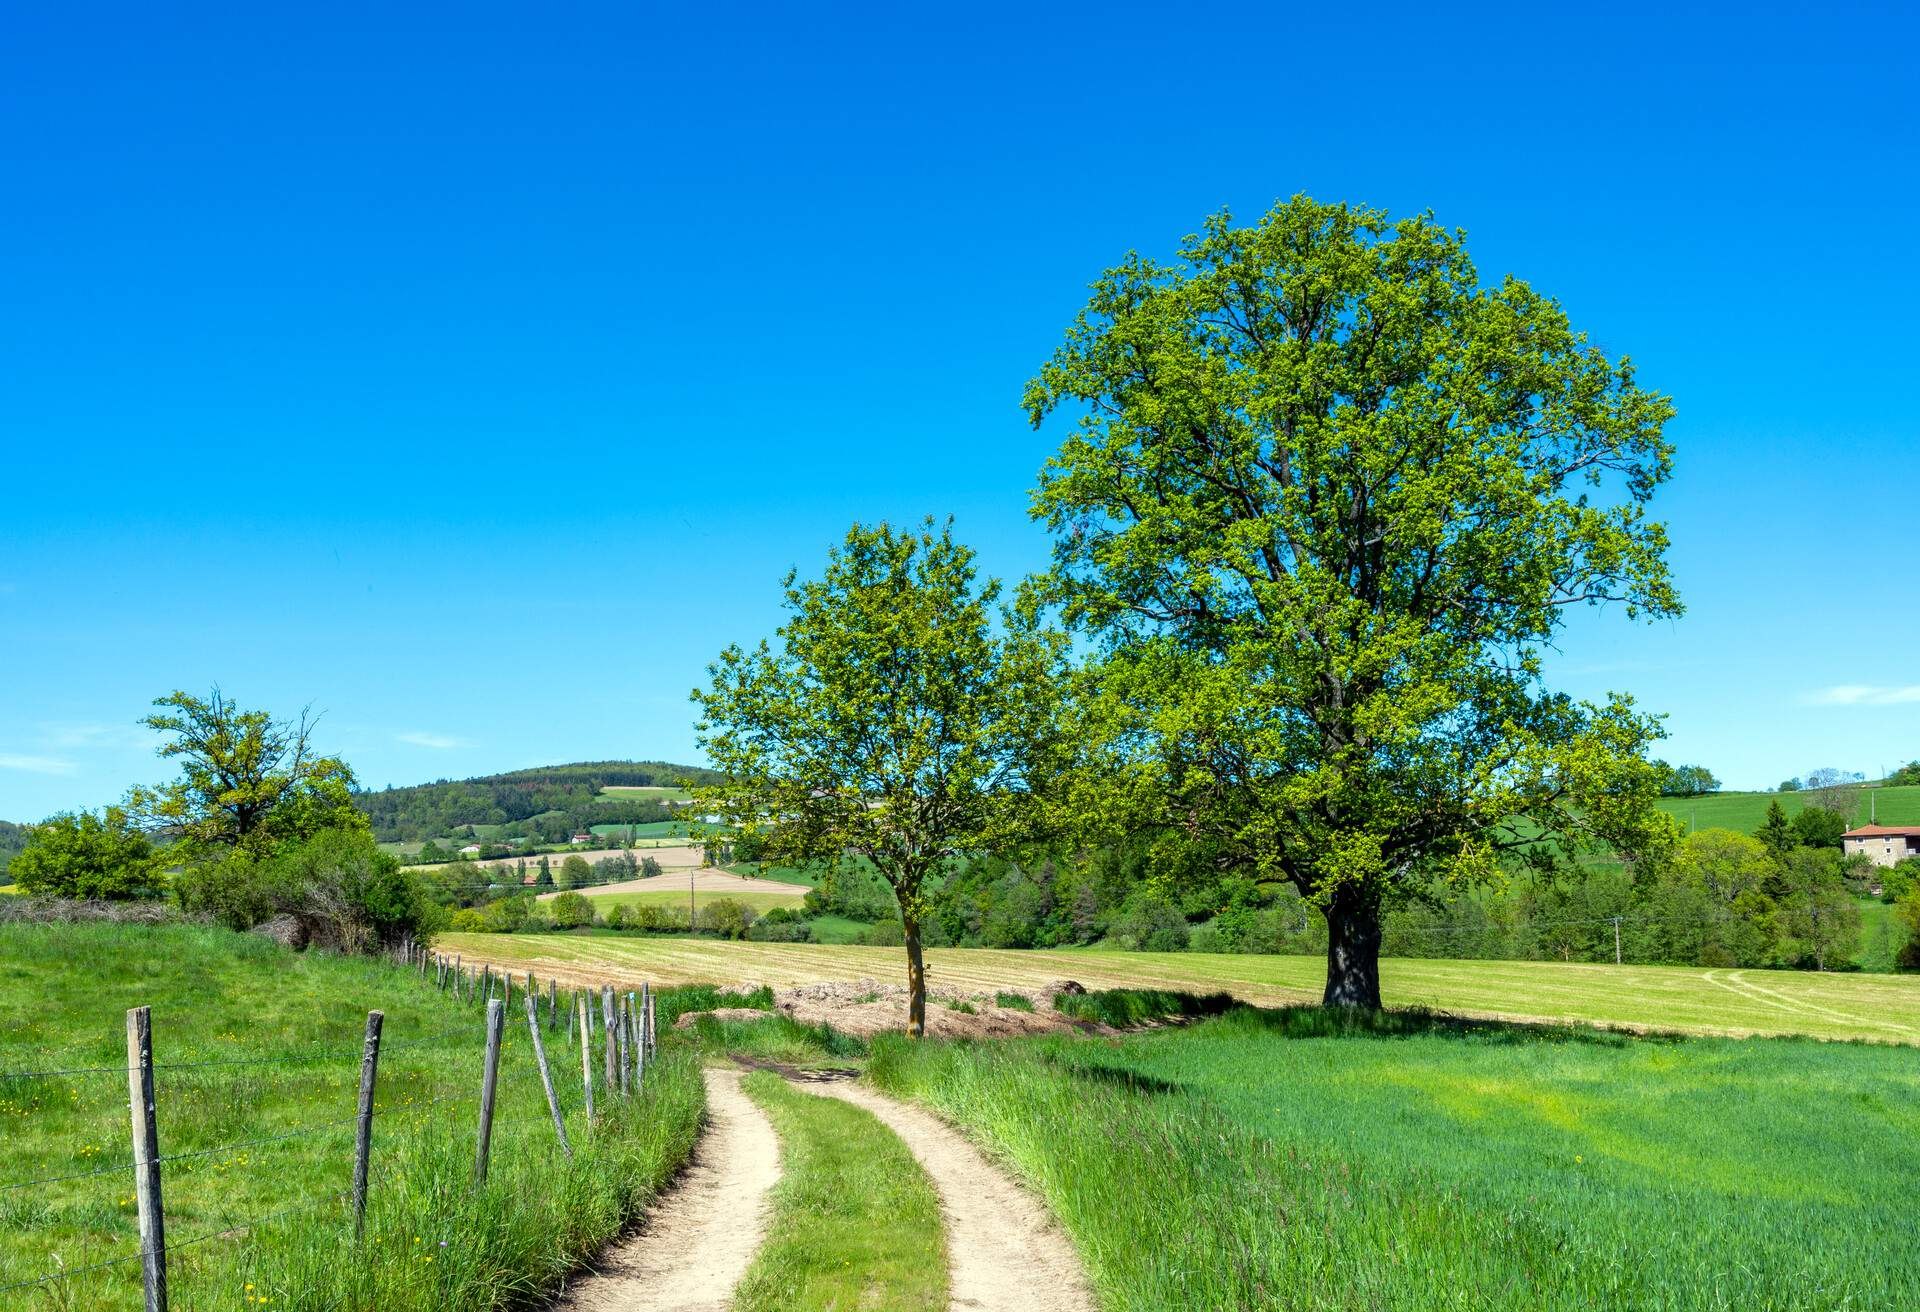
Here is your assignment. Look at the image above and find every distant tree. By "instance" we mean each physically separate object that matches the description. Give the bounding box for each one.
[1024,197,1680,1007]
[558,854,591,890]
[417,840,450,864]
[693,519,1068,1036]
[1658,764,1721,797]
[1804,767,1864,790]
[126,689,364,861]
[1790,806,1847,850]
[10,809,164,900]
[1888,761,1920,787]
[549,891,595,929]
[696,897,756,939]
[536,854,553,887]
[1755,800,1795,857]
[640,856,663,879]
[1777,778,1802,793]
[1775,848,1861,971]
[603,903,629,930]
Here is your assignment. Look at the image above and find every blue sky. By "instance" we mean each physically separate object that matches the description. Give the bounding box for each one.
[2,1,1915,820]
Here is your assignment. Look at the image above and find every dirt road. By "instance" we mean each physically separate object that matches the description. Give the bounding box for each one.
[553,1068,781,1311]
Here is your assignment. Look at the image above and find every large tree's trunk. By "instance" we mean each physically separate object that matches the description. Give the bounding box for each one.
[1322,885,1383,1009]
[903,915,927,1038]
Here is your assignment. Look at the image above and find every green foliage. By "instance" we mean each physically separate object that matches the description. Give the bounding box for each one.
[693,518,1069,1032]
[9,807,164,899]
[556,854,591,889]
[602,902,629,929]
[996,991,1036,1011]
[1789,805,1848,849]
[696,896,756,939]
[1755,799,1794,854]
[651,982,776,1028]
[174,827,436,951]
[549,890,596,928]
[867,1011,1920,1309]
[1026,196,1680,1004]
[1654,762,1721,796]
[1105,891,1190,952]
[1888,761,1920,787]
[126,689,365,861]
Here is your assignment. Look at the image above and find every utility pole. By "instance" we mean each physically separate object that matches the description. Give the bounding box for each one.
[689,864,696,935]
[1612,916,1622,965]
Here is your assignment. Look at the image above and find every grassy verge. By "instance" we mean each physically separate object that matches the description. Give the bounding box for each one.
[732,1072,944,1312]
[0,922,703,1310]
[867,1007,1920,1310]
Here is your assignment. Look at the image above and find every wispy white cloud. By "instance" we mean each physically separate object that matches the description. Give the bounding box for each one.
[38,721,147,750]
[1805,685,1920,707]
[396,731,472,750]
[0,753,78,775]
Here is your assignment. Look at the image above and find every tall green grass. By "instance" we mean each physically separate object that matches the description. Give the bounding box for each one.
[732,1072,944,1312]
[868,1008,1920,1310]
[0,922,703,1310]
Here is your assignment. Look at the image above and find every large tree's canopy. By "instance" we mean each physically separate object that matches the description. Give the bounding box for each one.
[1027,197,1680,907]
[127,689,365,861]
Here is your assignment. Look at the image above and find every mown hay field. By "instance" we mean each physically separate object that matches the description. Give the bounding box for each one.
[438,934,1920,1044]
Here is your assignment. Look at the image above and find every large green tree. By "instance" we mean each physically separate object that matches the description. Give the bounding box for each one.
[126,689,365,861]
[1026,197,1680,1007]
[692,520,1066,1035]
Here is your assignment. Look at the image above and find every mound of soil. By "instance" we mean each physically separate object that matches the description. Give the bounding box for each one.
[678,978,1097,1040]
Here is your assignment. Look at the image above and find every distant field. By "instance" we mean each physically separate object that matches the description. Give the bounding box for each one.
[1656,783,1920,833]
[588,820,716,839]
[436,936,1920,1044]
[581,889,808,915]
[597,785,693,803]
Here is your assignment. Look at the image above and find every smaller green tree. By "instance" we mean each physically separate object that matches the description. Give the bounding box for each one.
[1776,848,1861,971]
[549,891,596,928]
[1791,806,1847,850]
[10,809,164,900]
[558,854,592,890]
[640,855,663,879]
[1755,801,1795,856]
[693,519,1068,1035]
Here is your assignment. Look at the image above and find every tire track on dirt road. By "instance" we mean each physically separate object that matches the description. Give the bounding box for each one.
[554,1067,780,1312]
[784,1071,1097,1312]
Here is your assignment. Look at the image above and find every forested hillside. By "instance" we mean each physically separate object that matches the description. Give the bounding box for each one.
[354,760,724,842]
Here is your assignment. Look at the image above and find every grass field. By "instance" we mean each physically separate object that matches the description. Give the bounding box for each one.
[1656,783,1920,832]
[0,923,702,1310]
[866,1008,1920,1309]
[596,785,693,804]
[439,934,1920,1043]
[734,1072,944,1312]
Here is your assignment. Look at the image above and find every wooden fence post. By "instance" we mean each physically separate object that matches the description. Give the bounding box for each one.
[577,994,595,1121]
[600,987,617,1094]
[524,993,572,1160]
[351,1010,384,1239]
[547,978,557,1030]
[475,999,505,1182]
[615,995,630,1096]
[126,1005,168,1312]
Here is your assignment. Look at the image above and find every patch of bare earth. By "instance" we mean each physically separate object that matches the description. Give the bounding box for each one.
[787,1072,1097,1312]
[676,978,1097,1040]
[553,1067,780,1312]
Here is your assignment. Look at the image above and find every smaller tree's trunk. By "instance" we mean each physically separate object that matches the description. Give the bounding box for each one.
[1322,885,1383,1010]
[903,916,927,1038]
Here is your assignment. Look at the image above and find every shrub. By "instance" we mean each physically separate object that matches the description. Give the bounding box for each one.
[862,918,906,947]
[747,916,812,942]
[174,827,434,952]
[1052,988,1236,1026]
[550,891,596,929]
[995,991,1035,1012]
[10,809,164,900]
[1107,893,1190,952]
[697,897,756,939]
[450,907,485,932]
[603,903,630,930]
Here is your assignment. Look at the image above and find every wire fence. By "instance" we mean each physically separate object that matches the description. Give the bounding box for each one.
[0,943,661,1311]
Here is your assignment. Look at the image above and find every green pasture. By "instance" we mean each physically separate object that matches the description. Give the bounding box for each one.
[868,1007,1920,1310]
[1656,783,1920,832]
[595,786,693,804]
[0,923,701,1310]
